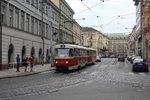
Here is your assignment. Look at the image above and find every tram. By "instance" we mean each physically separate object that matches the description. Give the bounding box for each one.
[54,44,96,72]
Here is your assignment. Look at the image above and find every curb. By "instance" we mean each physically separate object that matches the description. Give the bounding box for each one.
[0,67,55,79]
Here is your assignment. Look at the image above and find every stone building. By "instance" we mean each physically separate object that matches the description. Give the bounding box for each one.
[127,26,138,56]
[142,0,150,61]
[133,0,150,61]
[59,0,75,43]
[73,20,82,45]
[1,0,60,69]
[82,27,109,55]
[106,33,128,56]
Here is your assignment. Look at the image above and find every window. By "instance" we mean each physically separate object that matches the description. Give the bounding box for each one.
[46,6,48,15]
[52,27,54,40]
[15,8,19,28]
[46,24,48,37]
[39,0,42,11]
[26,14,30,32]
[49,24,52,39]
[31,17,34,33]
[9,5,14,27]
[26,0,30,4]
[52,11,55,20]
[31,0,34,7]
[21,11,25,30]
[35,18,38,34]
[148,18,150,26]
[1,2,6,24]
[42,23,45,37]
[39,21,42,36]
[55,49,71,57]
[35,0,38,9]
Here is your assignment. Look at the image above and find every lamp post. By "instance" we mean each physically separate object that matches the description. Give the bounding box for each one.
[41,0,44,66]
[0,0,2,70]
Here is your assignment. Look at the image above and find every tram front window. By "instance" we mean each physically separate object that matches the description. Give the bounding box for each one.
[55,49,70,57]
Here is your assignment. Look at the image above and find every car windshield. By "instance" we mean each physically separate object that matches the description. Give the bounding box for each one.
[55,48,70,57]
[55,48,74,57]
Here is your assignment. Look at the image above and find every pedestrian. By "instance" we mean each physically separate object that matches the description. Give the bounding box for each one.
[24,57,28,72]
[16,54,20,72]
[32,56,35,64]
[28,56,33,72]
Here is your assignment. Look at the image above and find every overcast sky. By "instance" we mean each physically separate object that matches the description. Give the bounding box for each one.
[65,0,136,34]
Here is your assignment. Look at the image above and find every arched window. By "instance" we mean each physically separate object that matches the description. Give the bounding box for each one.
[39,48,42,63]
[31,47,35,57]
[22,46,26,62]
[8,44,14,63]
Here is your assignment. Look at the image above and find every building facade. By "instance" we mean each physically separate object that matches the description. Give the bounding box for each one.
[59,0,74,43]
[133,0,150,61]
[127,26,138,56]
[142,0,150,61]
[82,27,109,55]
[106,33,128,56]
[73,20,82,45]
[133,0,143,58]
[1,0,60,69]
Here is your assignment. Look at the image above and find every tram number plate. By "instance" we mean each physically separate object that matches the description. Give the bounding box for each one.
[60,61,64,63]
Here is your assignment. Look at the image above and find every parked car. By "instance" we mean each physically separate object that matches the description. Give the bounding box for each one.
[96,56,101,62]
[118,56,125,62]
[130,56,141,64]
[109,55,116,58]
[127,56,132,61]
[132,58,149,72]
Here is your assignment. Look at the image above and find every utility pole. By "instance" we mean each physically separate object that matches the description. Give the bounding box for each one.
[141,0,144,58]
[41,0,44,66]
[0,0,2,70]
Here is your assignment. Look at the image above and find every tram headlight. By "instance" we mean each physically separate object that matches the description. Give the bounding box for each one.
[66,61,68,64]
[55,61,58,64]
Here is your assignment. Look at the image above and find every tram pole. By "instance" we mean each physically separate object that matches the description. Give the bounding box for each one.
[41,0,44,66]
[0,0,2,70]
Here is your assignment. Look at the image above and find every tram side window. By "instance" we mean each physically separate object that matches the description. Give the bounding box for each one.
[74,49,79,56]
[69,49,74,57]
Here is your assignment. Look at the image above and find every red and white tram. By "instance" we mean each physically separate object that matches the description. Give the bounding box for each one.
[54,44,96,72]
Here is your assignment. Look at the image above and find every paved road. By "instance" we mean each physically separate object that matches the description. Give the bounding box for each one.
[0,58,150,100]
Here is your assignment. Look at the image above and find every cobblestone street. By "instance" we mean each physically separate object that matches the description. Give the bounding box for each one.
[0,58,150,100]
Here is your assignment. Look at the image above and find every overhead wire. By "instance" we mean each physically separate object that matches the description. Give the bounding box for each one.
[80,0,105,29]
[76,0,110,14]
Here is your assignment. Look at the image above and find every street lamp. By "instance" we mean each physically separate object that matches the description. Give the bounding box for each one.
[41,0,44,66]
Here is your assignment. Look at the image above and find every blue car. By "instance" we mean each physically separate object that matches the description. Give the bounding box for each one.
[132,59,149,72]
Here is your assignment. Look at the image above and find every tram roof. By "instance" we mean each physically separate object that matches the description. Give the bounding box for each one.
[55,44,96,51]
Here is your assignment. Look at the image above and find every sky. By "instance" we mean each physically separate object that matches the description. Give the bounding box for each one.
[65,0,136,34]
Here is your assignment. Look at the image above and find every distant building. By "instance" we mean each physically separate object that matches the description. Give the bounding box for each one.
[106,33,128,56]
[82,27,109,55]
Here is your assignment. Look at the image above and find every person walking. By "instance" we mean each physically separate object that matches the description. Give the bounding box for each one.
[23,57,28,72]
[28,56,33,72]
[16,54,20,72]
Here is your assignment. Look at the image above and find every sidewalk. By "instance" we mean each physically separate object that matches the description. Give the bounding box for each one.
[0,64,55,79]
